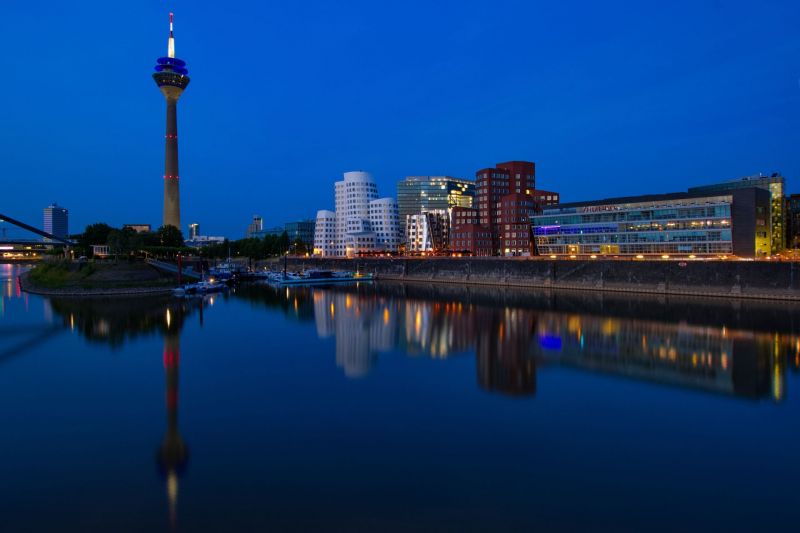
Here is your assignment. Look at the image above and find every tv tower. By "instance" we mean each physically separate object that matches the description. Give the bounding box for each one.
[153,12,190,230]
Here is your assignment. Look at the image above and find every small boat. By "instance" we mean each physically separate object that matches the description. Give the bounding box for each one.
[272,270,374,286]
[209,258,247,280]
[174,279,230,297]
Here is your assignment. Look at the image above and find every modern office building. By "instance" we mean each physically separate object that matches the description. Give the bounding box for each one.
[533,188,771,258]
[153,12,190,230]
[285,220,316,246]
[187,223,199,240]
[43,203,68,240]
[397,176,475,232]
[314,171,400,257]
[688,173,785,253]
[246,216,263,238]
[406,210,449,253]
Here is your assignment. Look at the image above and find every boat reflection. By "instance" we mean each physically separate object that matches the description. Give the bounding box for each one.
[239,282,800,401]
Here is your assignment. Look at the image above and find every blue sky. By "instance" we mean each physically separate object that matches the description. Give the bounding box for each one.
[1,0,799,237]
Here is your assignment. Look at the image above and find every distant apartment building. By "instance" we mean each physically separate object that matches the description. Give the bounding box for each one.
[533,188,771,258]
[246,215,263,238]
[185,235,225,248]
[43,203,68,240]
[187,223,199,239]
[314,171,401,257]
[688,173,785,253]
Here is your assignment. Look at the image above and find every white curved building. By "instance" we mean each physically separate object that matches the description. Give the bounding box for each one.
[369,198,401,252]
[314,171,400,257]
[313,210,337,257]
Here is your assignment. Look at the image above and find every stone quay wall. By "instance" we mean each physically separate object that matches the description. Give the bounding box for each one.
[278,258,800,302]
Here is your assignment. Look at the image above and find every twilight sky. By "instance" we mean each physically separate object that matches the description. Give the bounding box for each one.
[1,0,799,238]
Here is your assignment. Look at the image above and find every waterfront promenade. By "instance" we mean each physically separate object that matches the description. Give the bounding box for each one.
[279,257,800,301]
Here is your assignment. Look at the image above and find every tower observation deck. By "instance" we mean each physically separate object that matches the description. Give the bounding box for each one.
[153,12,190,231]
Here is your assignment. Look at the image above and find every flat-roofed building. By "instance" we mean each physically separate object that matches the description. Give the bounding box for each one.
[123,224,152,234]
[533,189,771,258]
[397,176,474,235]
[689,173,784,253]
[43,203,68,241]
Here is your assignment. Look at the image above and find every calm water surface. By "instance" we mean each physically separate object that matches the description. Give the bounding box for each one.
[1,263,799,532]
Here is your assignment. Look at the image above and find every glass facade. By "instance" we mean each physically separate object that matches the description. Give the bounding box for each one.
[397,177,475,231]
[534,195,738,256]
[688,174,784,253]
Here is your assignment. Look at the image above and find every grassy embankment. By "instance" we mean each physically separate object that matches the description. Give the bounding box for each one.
[27,260,175,289]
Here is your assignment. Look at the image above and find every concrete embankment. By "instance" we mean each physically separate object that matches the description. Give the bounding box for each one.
[280,257,800,302]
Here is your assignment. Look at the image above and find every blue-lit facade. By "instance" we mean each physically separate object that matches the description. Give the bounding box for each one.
[533,189,771,258]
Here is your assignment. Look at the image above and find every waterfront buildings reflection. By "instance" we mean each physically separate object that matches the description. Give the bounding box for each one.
[247,283,798,401]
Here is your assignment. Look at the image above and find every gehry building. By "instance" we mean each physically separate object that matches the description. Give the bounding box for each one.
[314,171,401,257]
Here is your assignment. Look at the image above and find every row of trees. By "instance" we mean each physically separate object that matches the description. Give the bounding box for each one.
[202,232,309,259]
[75,223,185,257]
[73,223,310,260]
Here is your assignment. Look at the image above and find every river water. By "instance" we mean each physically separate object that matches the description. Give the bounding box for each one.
[1,263,799,532]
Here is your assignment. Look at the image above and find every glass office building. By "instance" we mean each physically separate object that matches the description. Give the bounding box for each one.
[688,174,785,253]
[397,176,475,230]
[533,189,771,258]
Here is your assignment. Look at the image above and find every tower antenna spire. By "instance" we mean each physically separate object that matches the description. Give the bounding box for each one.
[168,12,175,58]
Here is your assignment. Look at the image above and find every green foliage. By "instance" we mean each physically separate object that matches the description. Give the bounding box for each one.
[28,260,95,288]
[78,223,114,254]
[200,233,297,259]
[156,225,184,247]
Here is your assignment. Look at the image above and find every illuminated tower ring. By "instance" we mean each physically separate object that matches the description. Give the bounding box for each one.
[153,12,190,231]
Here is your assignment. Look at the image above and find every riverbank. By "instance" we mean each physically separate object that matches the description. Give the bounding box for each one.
[277,257,800,302]
[20,261,176,297]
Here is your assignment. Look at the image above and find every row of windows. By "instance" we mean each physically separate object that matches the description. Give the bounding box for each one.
[535,229,732,244]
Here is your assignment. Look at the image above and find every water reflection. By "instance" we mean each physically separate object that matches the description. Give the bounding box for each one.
[237,282,800,400]
[159,330,186,529]
[44,294,203,529]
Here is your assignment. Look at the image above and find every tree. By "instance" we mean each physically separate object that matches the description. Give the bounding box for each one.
[79,223,114,248]
[292,238,308,255]
[106,227,136,256]
[156,225,184,248]
[279,231,290,254]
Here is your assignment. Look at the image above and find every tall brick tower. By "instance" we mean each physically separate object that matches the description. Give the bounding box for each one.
[153,13,190,230]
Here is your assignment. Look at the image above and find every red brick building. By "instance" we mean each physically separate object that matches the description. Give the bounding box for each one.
[450,223,493,256]
[499,193,535,256]
[476,161,537,255]
[530,189,560,211]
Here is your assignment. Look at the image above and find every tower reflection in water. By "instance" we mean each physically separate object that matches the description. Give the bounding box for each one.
[159,310,187,529]
[298,284,798,401]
